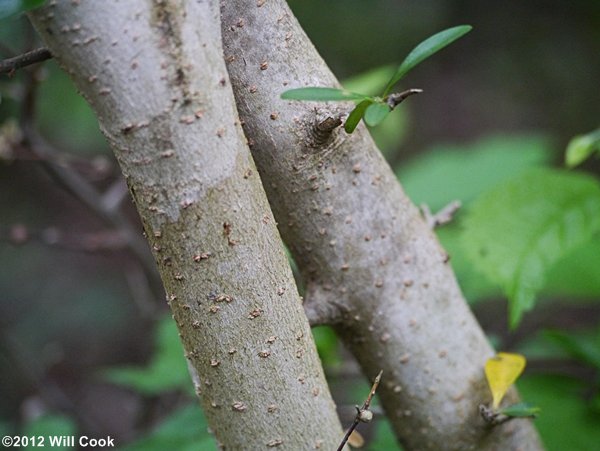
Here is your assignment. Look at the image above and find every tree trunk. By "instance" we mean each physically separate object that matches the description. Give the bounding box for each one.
[220,1,543,449]
[29,1,343,449]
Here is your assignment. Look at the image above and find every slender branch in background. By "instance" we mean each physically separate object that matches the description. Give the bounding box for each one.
[3,223,133,252]
[13,57,159,286]
[22,126,159,277]
[337,370,383,451]
[0,329,97,432]
[0,47,52,75]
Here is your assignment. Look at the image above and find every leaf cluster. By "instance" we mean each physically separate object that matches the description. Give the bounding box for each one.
[281,25,472,133]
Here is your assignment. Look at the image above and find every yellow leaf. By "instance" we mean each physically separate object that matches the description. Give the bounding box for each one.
[484,352,526,409]
[348,430,365,448]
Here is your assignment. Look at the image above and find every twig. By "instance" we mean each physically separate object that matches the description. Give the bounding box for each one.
[337,370,383,451]
[22,125,158,276]
[0,47,52,75]
[421,200,462,229]
[386,88,423,109]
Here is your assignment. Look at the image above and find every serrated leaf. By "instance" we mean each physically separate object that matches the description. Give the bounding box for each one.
[344,99,373,133]
[281,87,368,102]
[565,128,600,168]
[383,25,472,96]
[0,0,45,19]
[462,168,600,327]
[485,352,526,409]
[364,102,391,127]
[498,402,541,418]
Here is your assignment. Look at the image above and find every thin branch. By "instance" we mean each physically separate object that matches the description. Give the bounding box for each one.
[421,200,462,229]
[386,88,423,109]
[0,47,52,75]
[22,125,158,276]
[337,370,383,451]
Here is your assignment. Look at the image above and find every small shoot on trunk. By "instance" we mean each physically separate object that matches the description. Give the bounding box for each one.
[479,352,540,426]
[281,25,472,133]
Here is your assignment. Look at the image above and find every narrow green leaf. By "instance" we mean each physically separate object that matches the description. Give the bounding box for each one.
[565,128,600,168]
[344,99,373,133]
[364,102,391,127]
[462,168,600,328]
[342,64,396,96]
[281,87,367,102]
[0,0,46,19]
[499,402,541,418]
[383,25,472,96]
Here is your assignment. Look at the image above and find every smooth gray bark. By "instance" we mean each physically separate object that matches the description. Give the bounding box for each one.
[221,1,543,449]
[30,1,343,449]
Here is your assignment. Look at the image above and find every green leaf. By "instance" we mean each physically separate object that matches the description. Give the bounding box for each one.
[498,402,541,418]
[396,134,554,211]
[0,0,45,19]
[543,238,600,298]
[120,404,217,451]
[383,25,472,95]
[343,65,396,97]
[344,99,373,133]
[281,87,368,102]
[364,102,391,126]
[462,168,600,328]
[102,316,191,395]
[565,128,600,168]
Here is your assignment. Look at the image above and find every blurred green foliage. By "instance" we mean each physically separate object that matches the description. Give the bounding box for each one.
[0,0,45,20]
[462,169,600,327]
[518,375,600,451]
[22,414,76,451]
[35,62,109,155]
[565,128,600,168]
[102,316,193,396]
[544,327,600,371]
[120,404,216,451]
